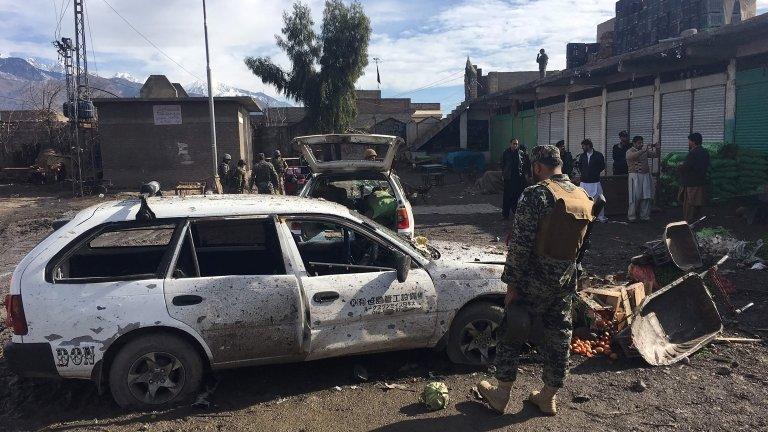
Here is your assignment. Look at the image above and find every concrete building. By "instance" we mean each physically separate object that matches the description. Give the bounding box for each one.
[414,13,768,214]
[252,90,441,156]
[94,76,261,189]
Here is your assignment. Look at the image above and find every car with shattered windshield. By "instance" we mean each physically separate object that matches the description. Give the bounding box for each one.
[5,192,508,409]
[296,134,415,238]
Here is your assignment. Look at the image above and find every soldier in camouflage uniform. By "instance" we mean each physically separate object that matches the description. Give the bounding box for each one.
[478,145,595,416]
[232,159,249,194]
[218,154,232,193]
[249,152,280,194]
[271,150,289,195]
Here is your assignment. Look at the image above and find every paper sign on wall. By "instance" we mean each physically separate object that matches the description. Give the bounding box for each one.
[153,105,182,125]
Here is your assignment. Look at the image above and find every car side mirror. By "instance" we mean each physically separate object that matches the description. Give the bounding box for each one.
[396,252,411,283]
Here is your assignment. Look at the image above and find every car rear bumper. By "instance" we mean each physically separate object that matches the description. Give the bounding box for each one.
[4,341,59,378]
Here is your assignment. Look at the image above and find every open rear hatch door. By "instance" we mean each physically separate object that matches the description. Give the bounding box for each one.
[293,134,402,173]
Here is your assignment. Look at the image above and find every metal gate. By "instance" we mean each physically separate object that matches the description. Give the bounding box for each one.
[630,96,654,144]
[661,91,692,155]
[585,105,604,156]
[568,109,585,155]
[537,113,550,146]
[606,99,629,174]
[692,86,725,144]
[735,69,768,150]
[550,110,564,145]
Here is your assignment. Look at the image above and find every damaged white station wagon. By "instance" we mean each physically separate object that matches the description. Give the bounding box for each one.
[5,193,507,409]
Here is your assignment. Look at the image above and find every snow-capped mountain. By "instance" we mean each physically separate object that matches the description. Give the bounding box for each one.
[185,80,291,107]
[0,57,291,110]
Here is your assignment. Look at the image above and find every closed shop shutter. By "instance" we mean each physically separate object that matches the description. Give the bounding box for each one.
[661,91,692,155]
[537,112,549,145]
[735,76,768,150]
[606,99,629,174]
[568,109,585,155]
[630,96,654,144]
[550,111,564,144]
[584,106,604,156]
[692,85,725,144]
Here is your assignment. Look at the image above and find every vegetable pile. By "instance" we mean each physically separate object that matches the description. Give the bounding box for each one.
[571,332,618,360]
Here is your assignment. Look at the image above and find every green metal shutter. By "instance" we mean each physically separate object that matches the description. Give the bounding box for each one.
[521,113,537,150]
[490,114,514,162]
[735,69,768,151]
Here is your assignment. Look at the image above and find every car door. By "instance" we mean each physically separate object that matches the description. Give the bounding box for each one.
[164,217,305,367]
[276,215,437,360]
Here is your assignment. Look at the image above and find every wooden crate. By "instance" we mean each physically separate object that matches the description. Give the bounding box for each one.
[175,181,206,196]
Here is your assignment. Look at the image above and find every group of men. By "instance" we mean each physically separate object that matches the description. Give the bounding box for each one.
[503,130,709,224]
[217,150,289,195]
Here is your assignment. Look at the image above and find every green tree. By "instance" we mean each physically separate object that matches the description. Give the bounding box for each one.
[245,1,371,133]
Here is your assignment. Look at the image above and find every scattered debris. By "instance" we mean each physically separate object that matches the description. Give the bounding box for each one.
[630,379,648,393]
[419,382,450,411]
[380,383,415,392]
[470,386,482,400]
[353,364,369,382]
[751,262,766,270]
[192,381,219,408]
[715,366,732,376]
[714,337,762,344]
[572,394,591,403]
[333,386,343,392]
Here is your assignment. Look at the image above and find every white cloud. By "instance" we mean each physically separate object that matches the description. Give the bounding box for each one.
[2,0,767,106]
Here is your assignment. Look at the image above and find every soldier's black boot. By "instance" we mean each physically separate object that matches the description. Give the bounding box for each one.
[478,380,513,414]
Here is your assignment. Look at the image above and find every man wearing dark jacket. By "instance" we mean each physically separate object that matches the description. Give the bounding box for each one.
[612,131,630,175]
[576,139,607,221]
[501,138,527,219]
[555,140,573,178]
[679,132,710,222]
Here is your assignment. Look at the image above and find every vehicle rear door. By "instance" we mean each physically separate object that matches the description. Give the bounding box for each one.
[276,216,437,360]
[164,217,305,366]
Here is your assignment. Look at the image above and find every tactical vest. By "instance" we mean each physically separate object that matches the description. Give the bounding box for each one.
[534,179,595,261]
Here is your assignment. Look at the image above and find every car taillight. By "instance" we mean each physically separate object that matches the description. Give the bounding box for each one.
[397,208,410,230]
[4,294,28,336]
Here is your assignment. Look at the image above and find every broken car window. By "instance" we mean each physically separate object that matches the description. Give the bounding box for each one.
[52,224,177,282]
[290,220,397,276]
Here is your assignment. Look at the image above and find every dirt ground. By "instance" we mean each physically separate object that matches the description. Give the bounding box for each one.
[1,175,767,432]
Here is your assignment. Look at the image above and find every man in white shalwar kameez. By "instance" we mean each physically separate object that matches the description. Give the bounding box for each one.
[626,136,658,222]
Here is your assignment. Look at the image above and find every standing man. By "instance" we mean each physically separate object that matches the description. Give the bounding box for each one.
[272,150,289,195]
[232,159,249,194]
[218,153,232,193]
[612,131,630,175]
[577,139,607,222]
[555,140,573,178]
[501,138,527,219]
[536,49,549,79]
[250,152,280,194]
[679,132,710,222]
[478,145,595,416]
[626,136,658,222]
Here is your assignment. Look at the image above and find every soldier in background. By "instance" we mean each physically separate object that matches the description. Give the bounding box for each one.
[272,150,289,195]
[555,140,574,178]
[218,153,232,193]
[250,153,280,194]
[232,159,249,194]
[477,145,595,416]
[536,49,549,78]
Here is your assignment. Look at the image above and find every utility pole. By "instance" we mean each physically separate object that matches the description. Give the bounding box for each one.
[54,37,77,195]
[202,0,220,192]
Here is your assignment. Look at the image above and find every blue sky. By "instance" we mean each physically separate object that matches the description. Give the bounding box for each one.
[2,0,766,112]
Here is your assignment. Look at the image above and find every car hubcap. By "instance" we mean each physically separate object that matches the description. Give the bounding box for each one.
[126,352,185,405]
[460,319,499,364]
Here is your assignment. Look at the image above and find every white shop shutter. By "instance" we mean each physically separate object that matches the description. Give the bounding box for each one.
[692,85,725,144]
[584,105,604,156]
[606,99,629,175]
[537,112,549,145]
[630,96,654,144]
[550,111,564,144]
[661,90,692,155]
[568,109,585,155]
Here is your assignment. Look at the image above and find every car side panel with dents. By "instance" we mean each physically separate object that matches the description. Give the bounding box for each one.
[426,261,507,346]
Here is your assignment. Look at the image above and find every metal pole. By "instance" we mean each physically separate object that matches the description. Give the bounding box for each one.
[202,0,219,190]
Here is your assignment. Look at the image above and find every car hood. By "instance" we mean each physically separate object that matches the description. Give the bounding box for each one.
[425,240,506,281]
[294,134,402,173]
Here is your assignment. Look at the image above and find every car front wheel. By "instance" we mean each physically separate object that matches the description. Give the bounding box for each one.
[108,333,203,409]
[446,302,504,366]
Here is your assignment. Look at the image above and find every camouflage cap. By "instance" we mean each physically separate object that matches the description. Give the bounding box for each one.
[530,145,562,167]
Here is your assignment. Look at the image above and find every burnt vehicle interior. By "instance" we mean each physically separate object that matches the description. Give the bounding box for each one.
[306,172,398,228]
[50,224,176,282]
[173,219,285,278]
[290,220,400,276]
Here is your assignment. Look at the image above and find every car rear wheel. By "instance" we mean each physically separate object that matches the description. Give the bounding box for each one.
[109,334,203,409]
[446,302,504,366]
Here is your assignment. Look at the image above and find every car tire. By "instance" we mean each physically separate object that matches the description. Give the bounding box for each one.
[446,301,504,366]
[108,333,203,409]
